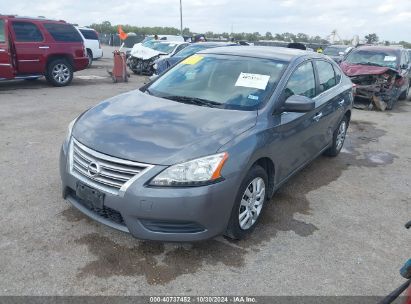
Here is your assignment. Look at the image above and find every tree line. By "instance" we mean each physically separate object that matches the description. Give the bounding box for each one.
[89,21,410,46]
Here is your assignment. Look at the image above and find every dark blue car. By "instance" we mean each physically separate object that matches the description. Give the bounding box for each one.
[153,42,237,76]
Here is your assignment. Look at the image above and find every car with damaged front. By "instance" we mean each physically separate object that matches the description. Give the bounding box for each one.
[127,40,189,75]
[341,46,410,110]
[60,46,353,242]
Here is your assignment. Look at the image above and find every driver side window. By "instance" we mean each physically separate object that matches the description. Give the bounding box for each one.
[284,61,316,99]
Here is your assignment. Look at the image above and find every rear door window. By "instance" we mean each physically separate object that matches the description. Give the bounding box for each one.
[315,60,337,93]
[12,21,43,42]
[79,29,98,40]
[43,23,82,42]
[284,61,316,99]
[0,19,5,43]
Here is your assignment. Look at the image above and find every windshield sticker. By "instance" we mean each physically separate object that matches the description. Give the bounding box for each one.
[248,94,259,101]
[169,43,176,47]
[181,54,204,65]
[384,56,396,61]
[235,73,270,90]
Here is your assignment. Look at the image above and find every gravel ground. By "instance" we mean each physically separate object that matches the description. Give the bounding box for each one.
[0,46,410,296]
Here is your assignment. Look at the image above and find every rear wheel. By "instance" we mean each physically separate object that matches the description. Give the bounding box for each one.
[225,165,268,240]
[86,50,93,67]
[46,59,73,87]
[324,116,348,157]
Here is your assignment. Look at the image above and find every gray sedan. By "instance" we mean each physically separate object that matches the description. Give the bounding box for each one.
[60,46,353,241]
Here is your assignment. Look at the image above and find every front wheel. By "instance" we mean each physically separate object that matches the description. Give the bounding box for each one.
[46,59,73,87]
[324,116,348,157]
[225,165,268,240]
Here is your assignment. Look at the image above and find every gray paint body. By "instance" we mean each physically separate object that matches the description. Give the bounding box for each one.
[60,46,353,241]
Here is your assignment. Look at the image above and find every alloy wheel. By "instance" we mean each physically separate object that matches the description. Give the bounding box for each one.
[52,63,70,84]
[336,120,347,151]
[238,177,266,230]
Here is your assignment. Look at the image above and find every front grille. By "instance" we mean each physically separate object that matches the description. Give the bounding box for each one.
[69,138,153,195]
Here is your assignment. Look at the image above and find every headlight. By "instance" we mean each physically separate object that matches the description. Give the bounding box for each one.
[149,152,228,186]
[64,118,77,145]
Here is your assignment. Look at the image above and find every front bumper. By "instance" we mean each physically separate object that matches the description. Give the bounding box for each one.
[59,144,238,241]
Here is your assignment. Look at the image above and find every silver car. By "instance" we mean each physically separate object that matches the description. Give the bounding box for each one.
[60,46,353,241]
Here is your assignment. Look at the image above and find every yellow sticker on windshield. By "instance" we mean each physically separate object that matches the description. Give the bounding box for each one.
[181,54,204,65]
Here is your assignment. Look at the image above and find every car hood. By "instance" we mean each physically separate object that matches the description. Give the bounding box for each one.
[340,62,398,77]
[72,90,257,165]
[130,44,167,60]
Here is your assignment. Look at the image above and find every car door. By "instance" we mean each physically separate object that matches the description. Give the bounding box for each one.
[312,59,344,149]
[0,18,15,79]
[10,21,46,74]
[270,60,324,182]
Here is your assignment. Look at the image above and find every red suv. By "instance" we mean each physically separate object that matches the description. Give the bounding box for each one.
[0,15,89,86]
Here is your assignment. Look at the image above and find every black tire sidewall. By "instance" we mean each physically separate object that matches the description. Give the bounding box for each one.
[46,59,73,87]
[225,165,268,240]
[87,51,93,67]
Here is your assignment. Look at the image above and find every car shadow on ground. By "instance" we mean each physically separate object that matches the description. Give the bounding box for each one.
[60,120,397,285]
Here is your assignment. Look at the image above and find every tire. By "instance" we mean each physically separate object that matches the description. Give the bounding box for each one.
[399,86,409,101]
[86,50,93,67]
[46,59,73,87]
[324,116,348,157]
[386,95,397,110]
[225,165,268,240]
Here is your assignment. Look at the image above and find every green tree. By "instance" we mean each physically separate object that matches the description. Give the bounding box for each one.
[364,33,379,44]
[265,32,273,40]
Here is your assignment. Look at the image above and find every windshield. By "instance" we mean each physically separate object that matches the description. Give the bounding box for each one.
[345,49,399,69]
[148,54,287,111]
[142,40,160,49]
[324,47,346,56]
[174,44,211,58]
[152,42,178,54]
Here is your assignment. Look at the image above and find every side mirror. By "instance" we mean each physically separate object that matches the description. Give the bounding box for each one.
[283,95,315,113]
[401,64,409,70]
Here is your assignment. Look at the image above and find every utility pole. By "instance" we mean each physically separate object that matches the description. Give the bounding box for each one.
[180,0,183,35]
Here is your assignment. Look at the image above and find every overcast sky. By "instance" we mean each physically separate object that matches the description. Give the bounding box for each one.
[1,0,411,41]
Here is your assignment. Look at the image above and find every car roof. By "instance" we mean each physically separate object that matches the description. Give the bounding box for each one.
[158,41,187,45]
[198,46,320,62]
[187,42,236,47]
[356,45,402,53]
[76,26,94,30]
[2,15,66,23]
[326,45,350,48]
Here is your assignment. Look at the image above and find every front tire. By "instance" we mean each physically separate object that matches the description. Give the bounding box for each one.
[324,116,348,157]
[225,165,268,240]
[46,59,73,87]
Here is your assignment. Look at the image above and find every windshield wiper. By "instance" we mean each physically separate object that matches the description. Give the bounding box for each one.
[163,95,223,108]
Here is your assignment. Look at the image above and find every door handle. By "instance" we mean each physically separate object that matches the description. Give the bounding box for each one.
[313,112,323,122]
[338,99,345,107]
[39,46,50,49]
[0,48,6,52]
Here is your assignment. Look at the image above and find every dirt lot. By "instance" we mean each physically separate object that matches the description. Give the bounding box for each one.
[0,46,410,296]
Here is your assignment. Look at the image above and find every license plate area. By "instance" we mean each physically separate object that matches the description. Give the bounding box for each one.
[76,182,105,209]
